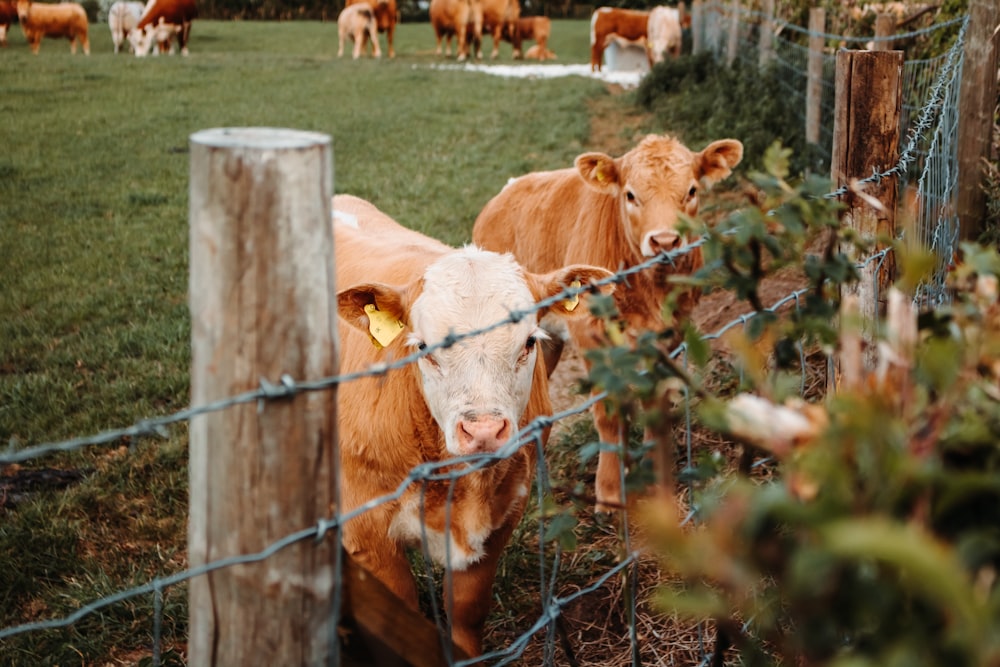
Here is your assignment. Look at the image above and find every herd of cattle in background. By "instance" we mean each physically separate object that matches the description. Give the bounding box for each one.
[0,0,689,69]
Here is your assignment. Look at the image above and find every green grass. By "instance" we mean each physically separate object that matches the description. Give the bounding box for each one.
[0,18,631,664]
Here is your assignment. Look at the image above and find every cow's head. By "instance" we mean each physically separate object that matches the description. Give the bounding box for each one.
[129,23,155,55]
[338,248,612,457]
[575,134,743,257]
[15,0,31,20]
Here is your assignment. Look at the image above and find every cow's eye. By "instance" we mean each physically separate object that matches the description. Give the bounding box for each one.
[416,341,427,352]
[688,186,697,198]
[626,190,636,203]
[518,336,537,365]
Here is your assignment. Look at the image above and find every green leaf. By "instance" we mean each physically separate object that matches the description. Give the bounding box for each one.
[683,322,711,368]
[541,512,578,551]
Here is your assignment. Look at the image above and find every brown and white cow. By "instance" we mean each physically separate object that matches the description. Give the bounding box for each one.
[108,0,143,53]
[337,2,380,59]
[647,4,686,64]
[523,43,556,60]
[473,134,743,512]
[130,0,195,57]
[590,6,649,71]
[16,0,89,54]
[345,0,396,58]
[334,194,611,657]
[0,0,16,47]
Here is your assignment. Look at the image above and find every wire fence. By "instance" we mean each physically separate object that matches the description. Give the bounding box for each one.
[0,7,974,667]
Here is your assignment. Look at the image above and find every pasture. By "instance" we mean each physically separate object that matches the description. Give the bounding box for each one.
[0,17,681,665]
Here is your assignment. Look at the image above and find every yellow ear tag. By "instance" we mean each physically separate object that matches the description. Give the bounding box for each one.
[563,280,582,312]
[364,303,404,349]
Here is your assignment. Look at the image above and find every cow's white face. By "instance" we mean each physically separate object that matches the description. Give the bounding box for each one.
[129,24,154,55]
[576,135,744,258]
[337,247,613,459]
[407,248,545,458]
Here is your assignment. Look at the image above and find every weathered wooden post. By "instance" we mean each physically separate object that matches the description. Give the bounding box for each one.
[691,0,704,56]
[957,0,1000,240]
[832,51,903,371]
[805,7,826,146]
[726,0,740,66]
[188,127,339,665]
[872,13,895,51]
[758,0,774,68]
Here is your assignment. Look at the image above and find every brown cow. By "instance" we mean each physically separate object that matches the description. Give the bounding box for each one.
[472,134,744,512]
[130,0,196,56]
[429,0,471,59]
[0,0,16,47]
[590,6,649,71]
[337,2,380,59]
[345,0,396,58]
[16,0,89,54]
[333,194,611,657]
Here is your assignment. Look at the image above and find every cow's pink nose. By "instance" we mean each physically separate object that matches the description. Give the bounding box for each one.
[649,230,682,253]
[456,416,511,455]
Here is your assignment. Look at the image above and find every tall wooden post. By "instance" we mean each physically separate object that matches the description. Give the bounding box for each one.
[957,0,1000,240]
[726,0,740,66]
[758,0,774,68]
[188,128,338,665]
[832,51,903,371]
[873,13,895,51]
[691,0,704,55]
[806,8,825,146]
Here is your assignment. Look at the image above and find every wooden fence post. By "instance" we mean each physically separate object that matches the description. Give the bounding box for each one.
[832,51,903,371]
[726,0,740,66]
[806,7,825,146]
[188,127,339,665]
[873,13,895,51]
[691,0,704,55]
[957,0,1000,241]
[758,0,774,68]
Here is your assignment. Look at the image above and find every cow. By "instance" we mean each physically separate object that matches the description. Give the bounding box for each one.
[524,43,556,60]
[337,2,380,59]
[129,0,196,57]
[462,0,520,60]
[512,15,551,54]
[590,6,650,72]
[15,0,89,54]
[333,194,612,657]
[345,0,396,58]
[108,0,143,54]
[0,0,16,47]
[429,0,468,59]
[647,4,685,64]
[472,134,744,512]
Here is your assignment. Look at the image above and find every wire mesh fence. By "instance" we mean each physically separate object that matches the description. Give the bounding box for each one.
[0,6,975,666]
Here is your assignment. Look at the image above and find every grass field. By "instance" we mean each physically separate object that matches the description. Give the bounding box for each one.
[0,18,666,665]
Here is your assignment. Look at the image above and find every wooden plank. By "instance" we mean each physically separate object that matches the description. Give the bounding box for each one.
[188,127,339,665]
[832,51,903,371]
[805,8,825,146]
[957,0,1000,240]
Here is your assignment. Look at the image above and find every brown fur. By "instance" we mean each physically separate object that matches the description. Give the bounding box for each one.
[16,0,89,54]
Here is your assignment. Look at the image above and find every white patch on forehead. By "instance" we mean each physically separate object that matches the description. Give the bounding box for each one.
[332,209,359,228]
[409,246,538,339]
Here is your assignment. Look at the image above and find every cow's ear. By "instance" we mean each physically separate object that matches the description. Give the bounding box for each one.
[337,283,408,348]
[528,265,615,317]
[575,152,620,194]
[697,139,744,186]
